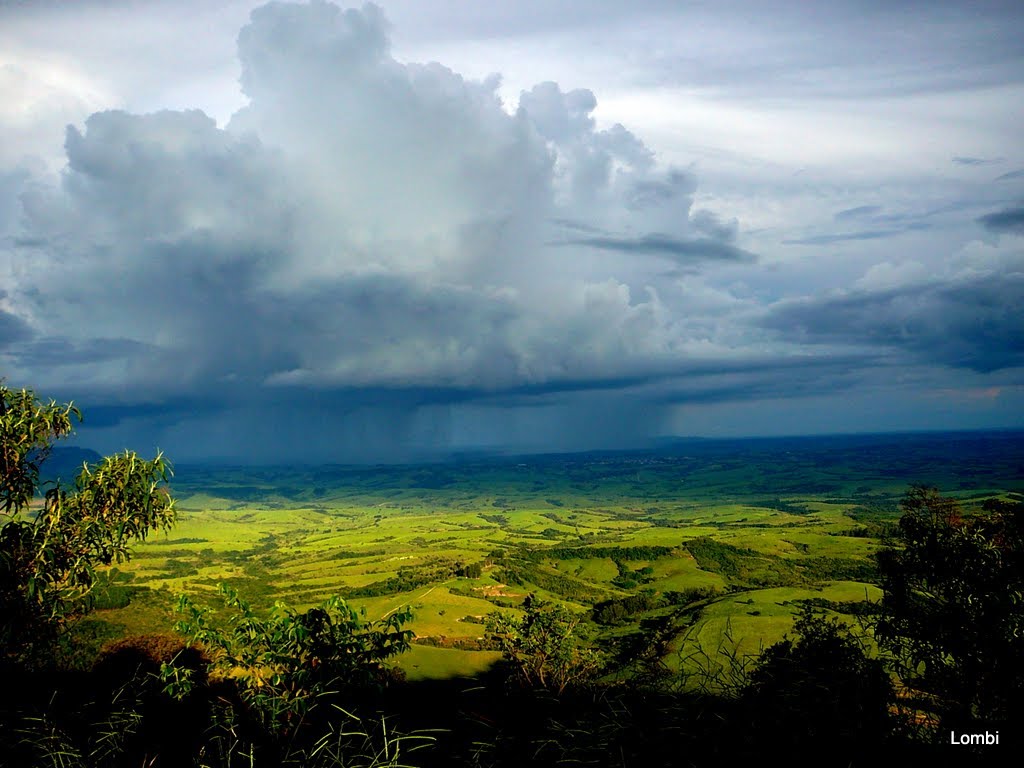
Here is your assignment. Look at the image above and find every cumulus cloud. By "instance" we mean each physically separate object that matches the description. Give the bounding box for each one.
[0,1,765,458]
[3,1,1021,459]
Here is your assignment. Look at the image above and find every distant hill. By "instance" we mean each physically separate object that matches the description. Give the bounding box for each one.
[38,446,104,484]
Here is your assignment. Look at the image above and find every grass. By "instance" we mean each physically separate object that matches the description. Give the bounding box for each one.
[398,644,503,679]
[85,430,1024,680]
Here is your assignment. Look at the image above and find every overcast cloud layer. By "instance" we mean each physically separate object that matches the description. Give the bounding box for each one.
[1,0,1023,461]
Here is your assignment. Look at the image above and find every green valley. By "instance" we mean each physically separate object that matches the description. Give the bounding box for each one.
[82,431,1024,681]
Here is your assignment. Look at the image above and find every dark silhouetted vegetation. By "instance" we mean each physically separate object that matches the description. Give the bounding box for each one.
[876,486,1024,728]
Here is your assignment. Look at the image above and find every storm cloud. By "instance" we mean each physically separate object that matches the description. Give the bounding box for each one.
[0,307,33,348]
[0,1,762,458]
[978,207,1024,235]
[559,234,754,264]
[763,271,1024,373]
[1,0,1023,459]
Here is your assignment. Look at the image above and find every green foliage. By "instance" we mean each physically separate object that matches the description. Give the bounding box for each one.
[604,612,686,686]
[683,537,764,579]
[0,385,80,514]
[455,561,483,578]
[591,592,661,625]
[875,486,1024,722]
[757,498,812,514]
[684,536,877,587]
[0,384,175,666]
[543,544,675,561]
[4,679,150,768]
[3,676,432,768]
[798,596,880,616]
[486,594,602,694]
[741,606,894,751]
[88,569,143,610]
[663,586,721,606]
[501,561,607,603]
[172,585,414,734]
[342,561,460,598]
[286,714,436,768]
[796,555,878,582]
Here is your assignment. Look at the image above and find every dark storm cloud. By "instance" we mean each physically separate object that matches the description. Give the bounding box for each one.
[561,234,754,263]
[635,352,887,407]
[763,272,1024,373]
[2,0,763,456]
[652,370,862,407]
[977,207,1024,235]
[81,396,225,429]
[10,336,152,367]
[470,351,883,414]
[0,307,33,347]
[252,272,530,391]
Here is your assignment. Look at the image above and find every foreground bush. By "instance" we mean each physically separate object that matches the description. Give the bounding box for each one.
[876,487,1024,726]
[1,384,176,668]
[485,594,603,694]
[739,606,895,757]
[162,585,421,764]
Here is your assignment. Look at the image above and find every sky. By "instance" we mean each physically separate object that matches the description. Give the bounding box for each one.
[1,0,1023,463]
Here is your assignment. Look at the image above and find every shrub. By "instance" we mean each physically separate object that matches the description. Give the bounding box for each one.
[171,585,413,736]
[486,594,602,694]
[0,384,175,668]
[741,606,894,752]
[875,487,1024,724]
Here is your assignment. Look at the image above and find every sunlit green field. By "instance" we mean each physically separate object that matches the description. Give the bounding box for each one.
[90,431,1024,680]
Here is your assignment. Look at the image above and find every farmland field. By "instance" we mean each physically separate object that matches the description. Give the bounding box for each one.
[83,430,1024,679]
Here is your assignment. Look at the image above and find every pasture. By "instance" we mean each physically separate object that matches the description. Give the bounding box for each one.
[87,430,1024,679]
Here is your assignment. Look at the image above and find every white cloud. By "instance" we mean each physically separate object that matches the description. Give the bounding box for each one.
[2,1,753,412]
